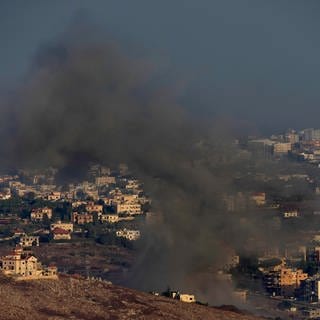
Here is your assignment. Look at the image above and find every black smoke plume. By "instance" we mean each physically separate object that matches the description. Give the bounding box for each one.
[0,27,275,304]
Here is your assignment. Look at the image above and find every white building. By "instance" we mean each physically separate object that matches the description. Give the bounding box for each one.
[179,294,196,303]
[283,210,299,218]
[116,229,140,241]
[116,203,142,215]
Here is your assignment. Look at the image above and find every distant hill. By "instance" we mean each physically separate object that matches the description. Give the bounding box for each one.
[0,275,262,320]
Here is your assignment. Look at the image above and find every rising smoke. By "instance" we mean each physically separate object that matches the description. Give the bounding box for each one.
[0,25,277,304]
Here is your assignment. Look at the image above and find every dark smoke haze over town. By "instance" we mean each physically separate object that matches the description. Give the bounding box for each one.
[1,0,320,308]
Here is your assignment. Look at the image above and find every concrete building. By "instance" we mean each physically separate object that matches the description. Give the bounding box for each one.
[100,214,119,223]
[30,207,52,221]
[285,131,299,144]
[52,228,71,240]
[303,128,320,141]
[283,210,299,218]
[116,203,142,215]
[72,212,94,224]
[47,192,61,201]
[274,142,292,155]
[86,202,103,216]
[50,222,73,232]
[95,176,116,185]
[19,235,39,247]
[303,128,314,141]
[179,294,196,303]
[263,262,308,296]
[116,229,140,241]
[247,139,274,159]
[0,246,58,280]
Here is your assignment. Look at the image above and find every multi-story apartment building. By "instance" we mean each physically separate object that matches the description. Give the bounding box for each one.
[116,203,142,215]
[273,142,292,155]
[85,202,103,216]
[298,275,320,302]
[0,246,57,279]
[72,212,94,224]
[100,214,119,223]
[263,262,308,296]
[30,207,53,221]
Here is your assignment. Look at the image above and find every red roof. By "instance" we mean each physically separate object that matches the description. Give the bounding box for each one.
[52,227,70,235]
[13,228,24,234]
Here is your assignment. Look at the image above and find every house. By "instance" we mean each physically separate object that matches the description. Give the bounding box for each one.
[116,203,142,215]
[283,210,299,218]
[0,246,58,280]
[52,228,71,240]
[86,202,103,216]
[47,192,61,201]
[72,212,94,224]
[116,229,140,241]
[121,194,139,202]
[165,290,196,303]
[19,235,39,247]
[179,294,196,303]
[30,207,52,221]
[125,179,141,190]
[50,222,73,232]
[100,214,119,223]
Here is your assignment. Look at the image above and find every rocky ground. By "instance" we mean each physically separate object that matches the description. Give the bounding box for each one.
[0,275,263,320]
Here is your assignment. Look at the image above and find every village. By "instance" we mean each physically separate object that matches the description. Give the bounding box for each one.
[0,164,151,281]
[3,137,320,319]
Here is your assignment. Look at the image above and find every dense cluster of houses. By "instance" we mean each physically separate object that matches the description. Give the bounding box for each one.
[0,164,148,243]
[0,164,150,280]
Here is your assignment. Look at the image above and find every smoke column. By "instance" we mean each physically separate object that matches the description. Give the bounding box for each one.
[0,26,275,304]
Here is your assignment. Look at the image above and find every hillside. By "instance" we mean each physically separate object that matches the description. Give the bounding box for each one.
[0,275,262,320]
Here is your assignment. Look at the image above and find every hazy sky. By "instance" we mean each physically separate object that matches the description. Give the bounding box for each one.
[1,0,320,132]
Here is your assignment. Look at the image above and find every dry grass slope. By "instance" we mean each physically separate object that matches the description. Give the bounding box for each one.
[0,275,262,320]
